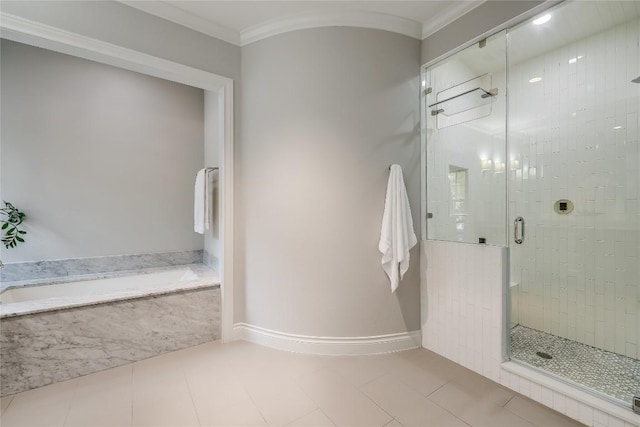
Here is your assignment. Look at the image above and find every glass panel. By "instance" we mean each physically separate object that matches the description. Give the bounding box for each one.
[433,74,495,129]
[425,31,507,245]
[508,1,640,408]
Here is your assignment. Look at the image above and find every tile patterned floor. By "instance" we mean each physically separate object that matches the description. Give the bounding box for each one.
[0,340,584,427]
[511,325,640,405]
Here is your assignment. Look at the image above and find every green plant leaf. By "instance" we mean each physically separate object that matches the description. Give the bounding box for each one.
[1,201,27,248]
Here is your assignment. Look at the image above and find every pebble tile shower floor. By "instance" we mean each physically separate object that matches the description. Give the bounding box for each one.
[0,340,583,426]
[511,325,640,405]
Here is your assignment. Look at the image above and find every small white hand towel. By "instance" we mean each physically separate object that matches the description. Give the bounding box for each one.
[379,164,417,292]
[194,168,209,234]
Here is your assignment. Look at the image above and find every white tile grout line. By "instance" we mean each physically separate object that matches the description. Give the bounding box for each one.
[319,408,338,427]
[290,368,345,427]
[61,379,80,427]
[503,394,517,408]
[358,384,396,425]
[240,376,269,426]
[423,383,473,427]
[130,363,134,427]
[0,396,15,417]
[182,366,203,427]
[284,408,333,427]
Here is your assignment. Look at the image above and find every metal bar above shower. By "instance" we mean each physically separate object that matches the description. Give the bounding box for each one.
[428,86,498,109]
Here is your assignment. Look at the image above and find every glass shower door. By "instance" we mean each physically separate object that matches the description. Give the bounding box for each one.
[424,30,507,246]
[507,1,640,409]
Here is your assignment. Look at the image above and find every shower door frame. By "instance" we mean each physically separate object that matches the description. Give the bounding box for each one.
[420,0,640,422]
[0,12,237,343]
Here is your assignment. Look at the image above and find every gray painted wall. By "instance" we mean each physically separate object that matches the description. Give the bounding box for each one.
[239,27,422,337]
[0,1,240,80]
[421,0,548,65]
[1,0,542,336]
[0,40,204,262]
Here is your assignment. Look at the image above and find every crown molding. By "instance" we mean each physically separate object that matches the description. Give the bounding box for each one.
[118,0,241,46]
[422,1,487,39]
[241,10,423,46]
[0,12,232,90]
[118,1,484,46]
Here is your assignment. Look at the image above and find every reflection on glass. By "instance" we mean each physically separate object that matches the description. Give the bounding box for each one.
[424,31,507,246]
[448,166,467,215]
[432,74,496,129]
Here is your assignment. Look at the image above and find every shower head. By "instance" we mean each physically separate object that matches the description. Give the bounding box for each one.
[633,76,640,83]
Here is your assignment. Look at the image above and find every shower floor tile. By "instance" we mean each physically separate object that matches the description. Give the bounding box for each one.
[510,325,640,404]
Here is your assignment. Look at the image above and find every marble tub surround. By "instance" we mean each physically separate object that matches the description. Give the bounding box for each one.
[0,264,219,318]
[203,250,219,271]
[0,286,220,396]
[0,250,204,284]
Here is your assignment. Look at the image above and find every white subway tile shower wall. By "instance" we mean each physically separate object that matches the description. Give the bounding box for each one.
[421,240,640,427]
[508,18,640,359]
[422,241,506,384]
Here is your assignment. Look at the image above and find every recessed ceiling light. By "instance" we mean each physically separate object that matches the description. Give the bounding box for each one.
[533,14,551,25]
[529,77,542,83]
[613,126,623,130]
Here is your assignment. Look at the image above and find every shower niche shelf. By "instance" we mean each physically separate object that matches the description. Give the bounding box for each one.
[430,73,497,129]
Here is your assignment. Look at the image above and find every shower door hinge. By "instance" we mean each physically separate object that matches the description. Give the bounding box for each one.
[479,38,487,48]
[424,87,432,95]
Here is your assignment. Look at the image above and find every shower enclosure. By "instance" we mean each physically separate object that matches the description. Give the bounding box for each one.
[423,0,639,412]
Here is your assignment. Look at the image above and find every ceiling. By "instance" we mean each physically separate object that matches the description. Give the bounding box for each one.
[119,1,485,46]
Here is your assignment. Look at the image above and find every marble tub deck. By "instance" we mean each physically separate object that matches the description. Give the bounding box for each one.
[0,250,205,285]
[1,285,221,396]
[0,264,219,318]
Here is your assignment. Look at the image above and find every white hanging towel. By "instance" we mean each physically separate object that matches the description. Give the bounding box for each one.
[379,164,417,292]
[194,168,210,234]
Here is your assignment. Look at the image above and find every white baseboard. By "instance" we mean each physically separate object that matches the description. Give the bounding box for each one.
[233,323,421,356]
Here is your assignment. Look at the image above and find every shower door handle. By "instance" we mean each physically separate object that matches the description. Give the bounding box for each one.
[514,217,525,244]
